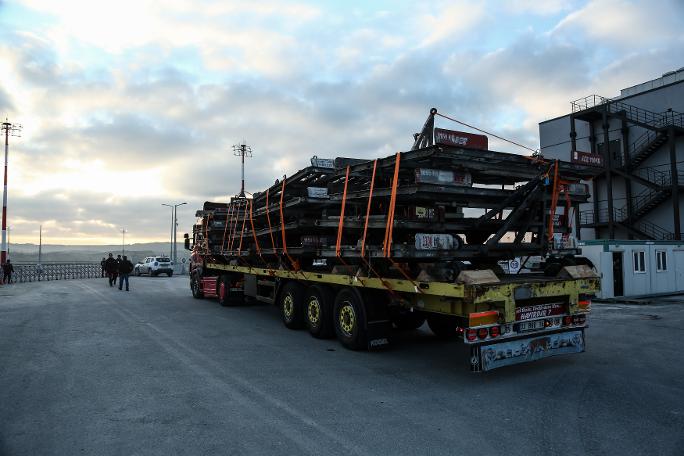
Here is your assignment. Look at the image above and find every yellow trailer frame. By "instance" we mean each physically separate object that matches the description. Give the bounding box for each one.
[206,262,600,324]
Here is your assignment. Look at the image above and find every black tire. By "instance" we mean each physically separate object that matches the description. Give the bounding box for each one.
[427,314,459,340]
[304,285,335,339]
[152,271,159,277]
[333,287,367,350]
[167,272,173,277]
[392,310,426,330]
[135,268,141,277]
[279,281,306,329]
[191,274,204,299]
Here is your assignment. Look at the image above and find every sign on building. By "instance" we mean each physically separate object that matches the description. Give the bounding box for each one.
[571,151,603,167]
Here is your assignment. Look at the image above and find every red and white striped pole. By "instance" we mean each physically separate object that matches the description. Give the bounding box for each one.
[1,120,9,267]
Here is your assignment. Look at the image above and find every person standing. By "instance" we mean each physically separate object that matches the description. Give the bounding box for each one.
[2,260,14,284]
[118,255,134,291]
[104,253,117,287]
[113,254,122,285]
[100,257,106,278]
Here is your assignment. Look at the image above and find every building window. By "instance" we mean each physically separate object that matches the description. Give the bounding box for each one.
[656,250,667,272]
[633,251,646,273]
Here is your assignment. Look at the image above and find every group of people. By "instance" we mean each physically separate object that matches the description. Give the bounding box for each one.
[101,253,134,291]
[2,260,13,284]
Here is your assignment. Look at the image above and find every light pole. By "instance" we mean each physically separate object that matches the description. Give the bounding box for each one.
[1,119,21,266]
[121,228,127,255]
[162,202,186,264]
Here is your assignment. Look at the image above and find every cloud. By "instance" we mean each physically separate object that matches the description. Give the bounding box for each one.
[552,0,684,47]
[3,0,681,244]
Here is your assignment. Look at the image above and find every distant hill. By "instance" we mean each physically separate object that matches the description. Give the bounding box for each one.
[8,242,190,264]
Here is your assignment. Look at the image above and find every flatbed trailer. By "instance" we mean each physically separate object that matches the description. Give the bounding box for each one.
[186,109,601,371]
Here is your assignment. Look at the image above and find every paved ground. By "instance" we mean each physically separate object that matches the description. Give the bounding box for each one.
[0,277,682,456]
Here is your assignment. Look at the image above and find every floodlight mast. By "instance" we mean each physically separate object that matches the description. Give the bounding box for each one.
[1,119,21,267]
[232,142,252,198]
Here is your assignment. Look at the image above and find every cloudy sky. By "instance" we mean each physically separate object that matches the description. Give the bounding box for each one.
[0,0,682,245]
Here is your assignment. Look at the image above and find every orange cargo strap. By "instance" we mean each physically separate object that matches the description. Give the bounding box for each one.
[279,178,299,271]
[335,166,351,257]
[221,203,234,253]
[383,152,401,258]
[203,216,210,254]
[265,188,276,253]
[229,200,242,251]
[237,200,248,255]
[547,160,560,241]
[360,159,377,258]
[249,199,262,257]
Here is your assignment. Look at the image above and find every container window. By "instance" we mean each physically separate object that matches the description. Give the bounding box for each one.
[633,250,646,273]
[656,250,667,272]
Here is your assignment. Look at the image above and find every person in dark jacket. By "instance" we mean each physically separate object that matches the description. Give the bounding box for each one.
[118,255,134,291]
[113,254,122,285]
[2,260,14,284]
[104,253,117,287]
[100,257,106,278]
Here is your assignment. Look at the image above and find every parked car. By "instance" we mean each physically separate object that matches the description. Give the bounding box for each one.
[134,256,174,277]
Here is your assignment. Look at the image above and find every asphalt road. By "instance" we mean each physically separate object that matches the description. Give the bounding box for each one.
[0,276,683,456]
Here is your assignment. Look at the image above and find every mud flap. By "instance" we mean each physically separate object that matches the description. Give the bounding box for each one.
[366,319,391,350]
[470,329,586,372]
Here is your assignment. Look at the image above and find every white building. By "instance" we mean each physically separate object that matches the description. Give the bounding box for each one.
[539,70,684,298]
[577,240,684,299]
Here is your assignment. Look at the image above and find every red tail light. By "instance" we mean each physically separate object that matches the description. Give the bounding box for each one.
[466,329,477,341]
[477,328,488,339]
[489,326,500,338]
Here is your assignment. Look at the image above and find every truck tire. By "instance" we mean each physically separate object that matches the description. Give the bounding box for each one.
[427,314,459,340]
[333,287,368,350]
[191,274,204,299]
[304,285,335,339]
[279,281,306,329]
[392,310,426,330]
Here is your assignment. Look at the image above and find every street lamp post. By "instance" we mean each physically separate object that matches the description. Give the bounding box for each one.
[162,202,186,265]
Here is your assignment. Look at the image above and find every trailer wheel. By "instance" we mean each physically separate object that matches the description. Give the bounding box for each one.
[392,310,426,330]
[427,314,459,340]
[333,288,367,350]
[304,285,335,339]
[191,274,204,299]
[279,282,306,329]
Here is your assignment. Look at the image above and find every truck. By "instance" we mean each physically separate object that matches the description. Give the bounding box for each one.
[185,109,601,371]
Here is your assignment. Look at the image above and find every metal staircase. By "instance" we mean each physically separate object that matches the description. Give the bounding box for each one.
[623,130,669,168]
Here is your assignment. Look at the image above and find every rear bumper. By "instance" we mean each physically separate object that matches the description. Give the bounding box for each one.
[153,268,173,274]
[470,328,585,372]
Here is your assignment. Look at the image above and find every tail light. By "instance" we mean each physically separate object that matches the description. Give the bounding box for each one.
[466,329,477,341]
[573,314,587,325]
[477,328,488,339]
[563,316,573,326]
[489,326,500,338]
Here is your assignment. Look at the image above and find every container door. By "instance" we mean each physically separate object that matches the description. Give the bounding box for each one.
[675,251,684,292]
[612,251,624,297]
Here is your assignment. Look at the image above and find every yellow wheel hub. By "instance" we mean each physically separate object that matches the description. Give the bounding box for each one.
[339,303,356,336]
[283,294,294,318]
[308,297,321,325]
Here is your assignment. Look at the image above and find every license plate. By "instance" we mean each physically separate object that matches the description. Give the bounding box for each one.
[515,302,565,321]
[477,330,585,371]
[518,320,545,332]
